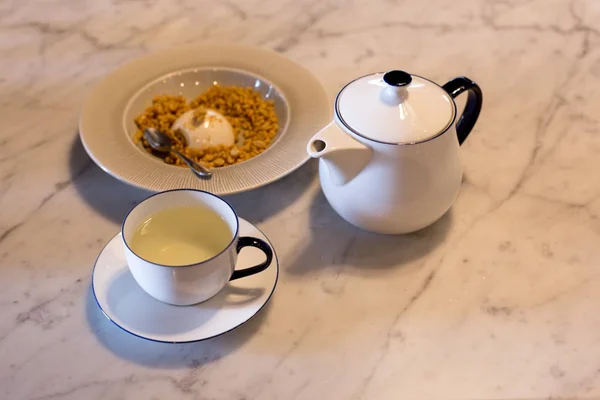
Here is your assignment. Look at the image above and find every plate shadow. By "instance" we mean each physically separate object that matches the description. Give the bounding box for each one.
[70,135,151,224]
[71,133,318,225]
[223,159,318,224]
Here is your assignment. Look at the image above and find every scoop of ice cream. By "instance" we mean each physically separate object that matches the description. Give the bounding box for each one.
[172,108,234,151]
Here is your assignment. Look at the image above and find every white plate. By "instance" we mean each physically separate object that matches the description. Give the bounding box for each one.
[92,218,278,343]
[79,44,331,195]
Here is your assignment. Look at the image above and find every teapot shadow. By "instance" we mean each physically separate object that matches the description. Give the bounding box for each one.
[287,190,453,274]
[70,134,317,225]
[85,285,270,368]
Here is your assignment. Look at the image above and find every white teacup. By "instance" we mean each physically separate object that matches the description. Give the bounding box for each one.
[121,189,273,306]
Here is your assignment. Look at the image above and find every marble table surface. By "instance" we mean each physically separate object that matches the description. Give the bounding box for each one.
[2,0,600,398]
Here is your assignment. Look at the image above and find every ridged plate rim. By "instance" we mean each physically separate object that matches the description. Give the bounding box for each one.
[79,44,331,195]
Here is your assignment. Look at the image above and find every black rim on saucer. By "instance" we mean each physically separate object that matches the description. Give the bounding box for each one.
[90,225,279,344]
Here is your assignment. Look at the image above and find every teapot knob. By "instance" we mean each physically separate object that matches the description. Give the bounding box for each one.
[383,70,412,87]
[381,70,412,105]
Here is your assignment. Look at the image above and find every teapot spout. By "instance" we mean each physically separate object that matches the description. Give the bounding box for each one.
[307,122,372,185]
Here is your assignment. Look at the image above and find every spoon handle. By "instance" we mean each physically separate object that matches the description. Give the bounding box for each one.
[172,150,212,178]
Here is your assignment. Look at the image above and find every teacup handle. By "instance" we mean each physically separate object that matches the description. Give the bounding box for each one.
[230,237,274,281]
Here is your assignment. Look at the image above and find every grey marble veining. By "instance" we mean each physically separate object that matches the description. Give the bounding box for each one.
[1,0,600,398]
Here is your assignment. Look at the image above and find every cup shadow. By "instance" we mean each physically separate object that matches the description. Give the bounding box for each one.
[86,284,270,368]
[71,133,318,225]
[287,190,453,275]
[104,270,220,336]
[104,269,266,336]
[219,285,266,306]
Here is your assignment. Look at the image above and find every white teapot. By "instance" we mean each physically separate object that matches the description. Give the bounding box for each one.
[307,70,482,234]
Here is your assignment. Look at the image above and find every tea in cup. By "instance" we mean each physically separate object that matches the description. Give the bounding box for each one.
[121,189,273,306]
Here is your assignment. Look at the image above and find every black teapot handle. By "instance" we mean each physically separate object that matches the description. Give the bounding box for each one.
[442,77,483,145]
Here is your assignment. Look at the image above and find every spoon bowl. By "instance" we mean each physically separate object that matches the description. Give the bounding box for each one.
[143,128,212,178]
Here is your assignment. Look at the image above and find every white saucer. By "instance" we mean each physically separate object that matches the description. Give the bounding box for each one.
[92,218,278,343]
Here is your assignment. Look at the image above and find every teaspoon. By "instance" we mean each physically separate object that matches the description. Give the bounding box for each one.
[143,128,212,179]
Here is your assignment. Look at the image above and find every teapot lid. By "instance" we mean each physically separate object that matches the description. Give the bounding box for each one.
[336,70,455,144]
